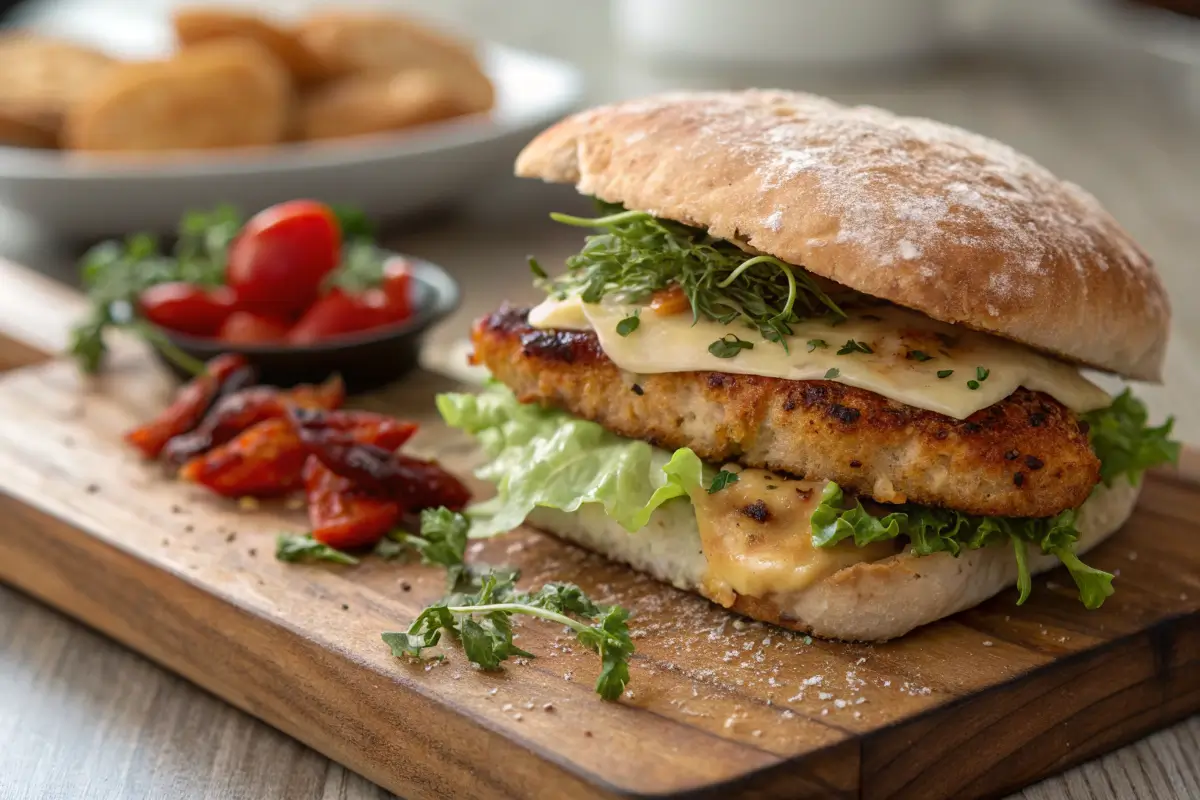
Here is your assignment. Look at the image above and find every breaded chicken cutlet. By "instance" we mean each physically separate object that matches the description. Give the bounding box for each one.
[473,305,1100,519]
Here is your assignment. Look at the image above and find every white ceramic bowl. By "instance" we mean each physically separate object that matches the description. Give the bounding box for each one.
[0,44,584,239]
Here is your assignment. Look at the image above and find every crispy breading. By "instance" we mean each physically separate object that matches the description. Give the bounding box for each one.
[0,34,115,140]
[472,306,1102,518]
[63,39,290,153]
[298,69,466,141]
[294,10,494,113]
[172,7,336,83]
[0,111,56,148]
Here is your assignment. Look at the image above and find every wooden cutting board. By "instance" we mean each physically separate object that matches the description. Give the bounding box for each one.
[0,261,1198,800]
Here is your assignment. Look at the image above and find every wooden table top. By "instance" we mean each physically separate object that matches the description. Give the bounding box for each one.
[2,41,1200,800]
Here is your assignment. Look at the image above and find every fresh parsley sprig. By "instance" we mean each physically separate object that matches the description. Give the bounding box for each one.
[381,509,636,701]
[541,202,844,347]
[275,533,360,565]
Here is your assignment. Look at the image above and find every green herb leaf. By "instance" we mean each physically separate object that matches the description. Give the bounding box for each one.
[837,339,873,355]
[708,469,739,494]
[908,350,933,362]
[709,334,754,358]
[806,339,828,352]
[1012,535,1032,605]
[330,204,375,241]
[387,507,471,590]
[1082,389,1181,486]
[69,218,230,373]
[824,368,840,380]
[967,380,980,390]
[373,535,408,560]
[528,256,548,280]
[383,570,635,701]
[1051,547,1115,609]
[616,314,640,337]
[976,366,990,382]
[937,370,954,379]
[540,202,844,347]
[577,605,635,701]
[275,533,359,565]
[324,240,391,293]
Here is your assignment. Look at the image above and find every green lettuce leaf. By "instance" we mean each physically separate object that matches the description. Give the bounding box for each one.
[809,483,1109,607]
[1082,389,1180,486]
[437,385,705,538]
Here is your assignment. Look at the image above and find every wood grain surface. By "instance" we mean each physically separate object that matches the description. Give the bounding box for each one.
[0,280,1198,798]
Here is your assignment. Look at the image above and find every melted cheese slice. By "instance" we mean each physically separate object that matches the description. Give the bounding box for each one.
[529,295,1110,420]
[688,467,899,604]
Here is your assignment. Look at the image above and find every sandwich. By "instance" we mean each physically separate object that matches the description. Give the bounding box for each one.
[438,90,1180,641]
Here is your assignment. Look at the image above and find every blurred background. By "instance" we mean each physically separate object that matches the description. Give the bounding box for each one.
[0,0,1198,431]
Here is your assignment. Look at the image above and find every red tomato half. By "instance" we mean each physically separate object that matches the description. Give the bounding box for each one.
[286,289,385,344]
[218,311,291,344]
[226,200,341,316]
[139,283,237,337]
[380,257,414,322]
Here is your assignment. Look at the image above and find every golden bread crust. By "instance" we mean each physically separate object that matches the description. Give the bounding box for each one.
[515,90,1169,380]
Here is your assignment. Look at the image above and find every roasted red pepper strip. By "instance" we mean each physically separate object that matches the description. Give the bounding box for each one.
[124,353,251,459]
[162,374,345,465]
[179,410,417,498]
[179,418,307,497]
[303,456,402,549]
[291,410,470,510]
[287,408,417,451]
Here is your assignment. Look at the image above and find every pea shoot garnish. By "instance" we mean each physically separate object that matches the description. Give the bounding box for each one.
[538,202,844,349]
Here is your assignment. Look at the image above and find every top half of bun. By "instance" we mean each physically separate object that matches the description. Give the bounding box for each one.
[515,90,1169,382]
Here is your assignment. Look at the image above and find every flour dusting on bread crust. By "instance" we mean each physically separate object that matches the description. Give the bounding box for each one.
[516,90,1169,380]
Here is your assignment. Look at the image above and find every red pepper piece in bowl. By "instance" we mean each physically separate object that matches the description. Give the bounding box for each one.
[139,283,239,337]
[218,311,292,344]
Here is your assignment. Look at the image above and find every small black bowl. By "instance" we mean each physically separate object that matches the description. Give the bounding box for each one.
[152,254,460,393]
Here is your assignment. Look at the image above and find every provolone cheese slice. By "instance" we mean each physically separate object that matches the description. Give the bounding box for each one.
[528,295,1111,420]
[688,467,898,605]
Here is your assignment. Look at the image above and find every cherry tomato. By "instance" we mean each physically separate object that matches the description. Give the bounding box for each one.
[380,258,414,322]
[226,200,341,316]
[139,283,237,336]
[286,289,385,344]
[218,311,291,344]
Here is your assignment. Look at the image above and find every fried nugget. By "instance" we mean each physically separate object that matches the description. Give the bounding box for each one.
[294,11,494,113]
[298,69,467,141]
[172,6,335,84]
[0,34,115,143]
[472,306,1102,519]
[63,39,291,153]
[0,111,56,148]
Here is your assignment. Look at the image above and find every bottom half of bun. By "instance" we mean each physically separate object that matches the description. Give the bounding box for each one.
[526,479,1141,641]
